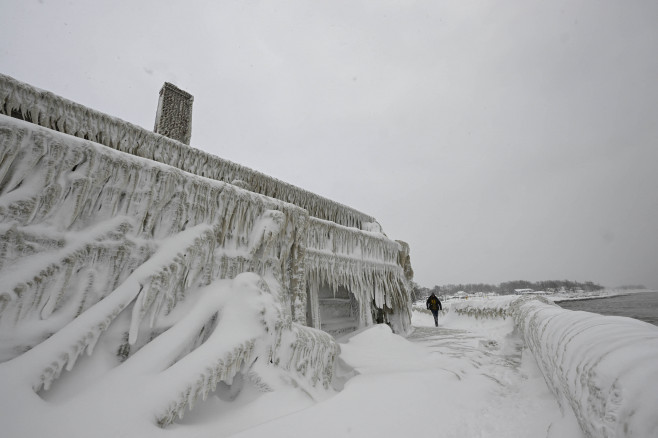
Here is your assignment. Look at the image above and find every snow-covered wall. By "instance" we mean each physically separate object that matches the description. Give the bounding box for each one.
[448,296,658,438]
[510,297,658,438]
[0,73,375,229]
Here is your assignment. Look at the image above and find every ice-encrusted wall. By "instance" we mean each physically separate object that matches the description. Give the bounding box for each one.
[0,73,413,335]
[447,296,658,438]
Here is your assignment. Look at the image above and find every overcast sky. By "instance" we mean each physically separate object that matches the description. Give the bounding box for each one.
[2,0,657,289]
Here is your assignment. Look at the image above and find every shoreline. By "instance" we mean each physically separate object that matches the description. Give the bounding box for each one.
[552,294,627,304]
[552,289,658,303]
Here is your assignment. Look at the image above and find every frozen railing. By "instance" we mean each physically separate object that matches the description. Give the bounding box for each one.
[306,217,401,264]
[0,73,375,229]
[447,296,658,438]
[449,296,517,319]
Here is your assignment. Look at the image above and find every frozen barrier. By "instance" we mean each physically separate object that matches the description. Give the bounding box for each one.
[510,297,658,438]
[449,296,517,319]
[0,73,375,229]
[449,296,658,438]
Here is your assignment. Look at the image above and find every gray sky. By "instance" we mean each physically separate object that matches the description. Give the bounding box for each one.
[2,0,657,289]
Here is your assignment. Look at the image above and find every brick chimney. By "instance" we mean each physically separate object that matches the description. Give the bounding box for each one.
[153,82,193,145]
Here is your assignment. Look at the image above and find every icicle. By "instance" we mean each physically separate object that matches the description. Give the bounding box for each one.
[303,244,412,333]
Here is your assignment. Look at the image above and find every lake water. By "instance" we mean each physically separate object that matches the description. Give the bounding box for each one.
[556,291,658,326]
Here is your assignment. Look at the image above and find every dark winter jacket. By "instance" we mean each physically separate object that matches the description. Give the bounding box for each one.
[426,294,442,311]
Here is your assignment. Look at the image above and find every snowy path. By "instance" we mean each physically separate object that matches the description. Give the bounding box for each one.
[402,315,580,438]
[0,307,584,438]
[224,311,582,438]
[406,325,525,389]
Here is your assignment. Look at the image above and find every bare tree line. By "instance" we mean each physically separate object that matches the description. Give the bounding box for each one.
[412,279,606,300]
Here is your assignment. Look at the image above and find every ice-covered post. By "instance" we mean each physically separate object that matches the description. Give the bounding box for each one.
[153,82,194,145]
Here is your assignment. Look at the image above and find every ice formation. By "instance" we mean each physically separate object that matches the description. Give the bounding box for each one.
[447,296,658,437]
[0,73,375,229]
[0,73,413,429]
[305,217,412,334]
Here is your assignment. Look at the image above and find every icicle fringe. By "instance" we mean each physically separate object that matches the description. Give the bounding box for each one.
[0,73,374,229]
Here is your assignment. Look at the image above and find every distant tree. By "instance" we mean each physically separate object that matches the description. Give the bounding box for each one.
[419,279,605,296]
[411,281,430,301]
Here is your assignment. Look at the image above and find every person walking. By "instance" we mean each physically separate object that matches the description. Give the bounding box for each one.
[426,292,442,327]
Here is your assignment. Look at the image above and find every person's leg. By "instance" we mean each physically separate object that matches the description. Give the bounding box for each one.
[432,310,438,327]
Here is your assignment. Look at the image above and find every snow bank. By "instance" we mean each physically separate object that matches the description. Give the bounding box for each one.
[445,295,658,438]
[0,273,339,435]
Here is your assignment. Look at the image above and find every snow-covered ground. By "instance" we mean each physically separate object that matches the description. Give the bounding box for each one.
[228,309,583,438]
[0,300,588,438]
[3,293,658,437]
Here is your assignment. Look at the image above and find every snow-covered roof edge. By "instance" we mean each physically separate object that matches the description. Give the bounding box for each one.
[0,73,376,229]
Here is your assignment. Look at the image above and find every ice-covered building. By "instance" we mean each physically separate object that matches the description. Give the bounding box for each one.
[0,73,413,426]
